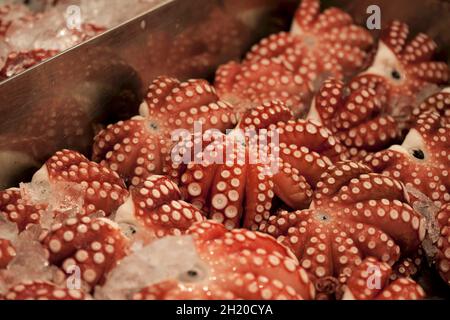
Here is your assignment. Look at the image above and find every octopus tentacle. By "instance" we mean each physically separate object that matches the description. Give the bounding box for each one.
[215,0,373,117]
[114,175,205,242]
[180,102,345,229]
[341,257,425,300]
[259,161,425,296]
[364,110,449,207]
[93,76,237,186]
[2,281,87,300]
[308,78,401,160]
[350,20,449,128]
[41,216,129,290]
[132,221,315,300]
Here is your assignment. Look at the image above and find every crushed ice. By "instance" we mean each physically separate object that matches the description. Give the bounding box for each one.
[20,179,85,228]
[95,235,202,300]
[0,225,62,295]
[1,0,167,76]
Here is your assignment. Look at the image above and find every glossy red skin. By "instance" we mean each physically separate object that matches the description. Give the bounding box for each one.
[37,149,129,217]
[308,78,402,160]
[259,161,425,297]
[215,0,373,117]
[340,257,425,300]
[92,76,237,187]
[40,216,129,290]
[0,49,58,80]
[2,281,86,300]
[411,89,450,123]
[349,21,449,127]
[0,188,45,231]
[364,110,449,208]
[132,220,315,300]
[178,101,348,230]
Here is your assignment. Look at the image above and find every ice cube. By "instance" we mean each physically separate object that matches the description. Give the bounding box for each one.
[0,225,60,291]
[19,174,86,229]
[22,174,85,212]
[96,235,201,300]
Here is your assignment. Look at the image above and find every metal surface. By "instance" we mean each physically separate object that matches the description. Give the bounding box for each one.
[0,0,291,188]
[0,0,449,189]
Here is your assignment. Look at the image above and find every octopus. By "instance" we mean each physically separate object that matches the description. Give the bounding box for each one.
[349,20,449,129]
[176,101,348,230]
[364,110,449,208]
[114,175,205,243]
[308,78,402,160]
[132,221,315,300]
[92,76,237,187]
[215,0,373,116]
[259,161,425,298]
[340,257,425,300]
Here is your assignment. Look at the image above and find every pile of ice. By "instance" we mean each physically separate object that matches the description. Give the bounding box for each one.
[0,174,95,294]
[51,0,167,29]
[0,0,166,75]
[96,235,202,300]
[0,222,63,295]
[20,177,86,227]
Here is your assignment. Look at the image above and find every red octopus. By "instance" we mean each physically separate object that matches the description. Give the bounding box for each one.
[308,78,402,160]
[92,76,237,187]
[40,216,129,290]
[436,204,450,286]
[411,87,450,123]
[340,257,425,300]
[132,221,315,300]
[28,149,129,218]
[215,0,373,116]
[364,110,449,208]
[176,101,348,230]
[259,161,425,297]
[349,21,449,128]
[0,49,58,80]
[1,281,86,300]
[114,175,205,243]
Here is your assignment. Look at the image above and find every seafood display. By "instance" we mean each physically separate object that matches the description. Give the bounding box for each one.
[0,0,449,300]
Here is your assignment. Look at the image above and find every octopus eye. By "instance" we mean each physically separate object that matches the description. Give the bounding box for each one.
[411,148,425,160]
[148,122,159,130]
[179,264,207,283]
[391,69,402,80]
[315,212,331,222]
[119,223,138,237]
